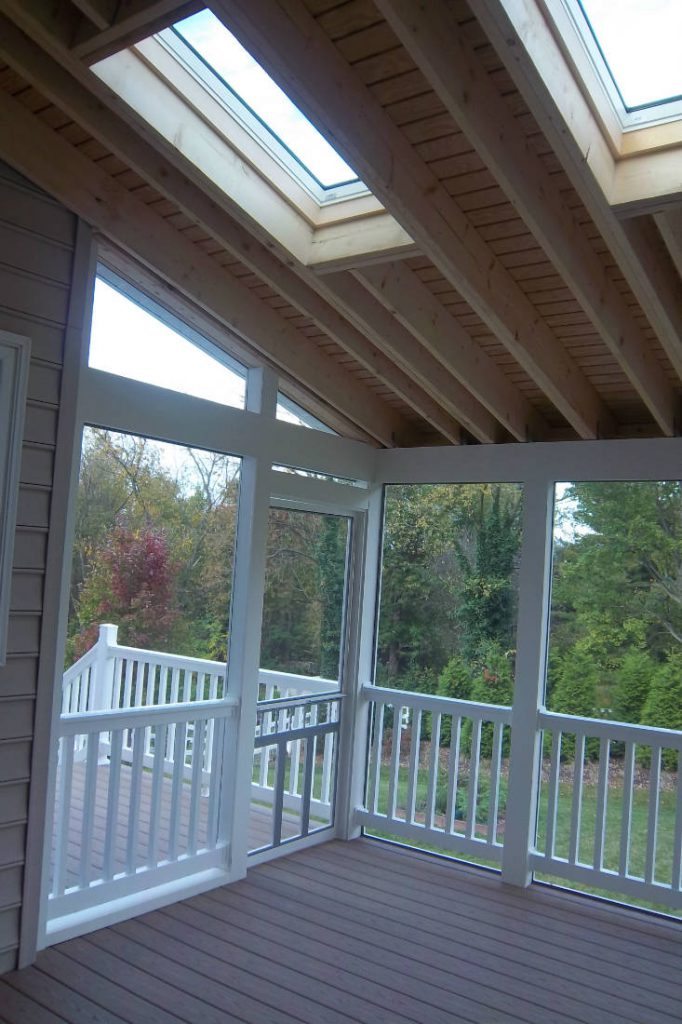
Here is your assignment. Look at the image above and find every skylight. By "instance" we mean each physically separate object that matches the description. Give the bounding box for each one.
[577,0,682,110]
[173,10,359,190]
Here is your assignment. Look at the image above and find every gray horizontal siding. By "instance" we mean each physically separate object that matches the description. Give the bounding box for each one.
[0,160,78,973]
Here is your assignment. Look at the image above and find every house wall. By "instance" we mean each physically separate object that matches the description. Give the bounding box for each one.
[0,161,81,974]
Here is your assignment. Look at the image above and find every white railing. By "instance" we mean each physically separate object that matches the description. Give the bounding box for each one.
[535,710,682,908]
[51,624,240,923]
[50,698,238,918]
[251,692,342,853]
[252,668,339,820]
[358,686,681,909]
[357,685,512,862]
[52,625,342,920]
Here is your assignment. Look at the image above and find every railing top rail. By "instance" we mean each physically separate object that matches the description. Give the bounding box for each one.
[258,668,339,693]
[257,692,343,712]
[58,696,239,736]
[363,684,512,723]
[62,645,98,686]
[110,643,227,674]
[539,708,682,748]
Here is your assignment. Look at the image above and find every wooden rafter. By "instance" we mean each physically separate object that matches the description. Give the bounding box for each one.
[320,271,502,443]
[655,210,682,282]
[357,261,544,442]
[0,84,409,447]
[207,0,613,440]
[0,11,466,444]
[476,0,682,425]
[71,0,202,61]
[375,0,678,438]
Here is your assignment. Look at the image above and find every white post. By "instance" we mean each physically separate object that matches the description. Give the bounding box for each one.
[336,485,384,840]
[92,623,118,711]
[219,366,276,875]
[501,477,554,887]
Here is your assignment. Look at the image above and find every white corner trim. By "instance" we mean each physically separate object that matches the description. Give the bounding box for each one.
[0,330,30,666]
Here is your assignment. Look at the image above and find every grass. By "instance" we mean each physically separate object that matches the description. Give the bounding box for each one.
[536,778,681,916]
[364,750,680,916]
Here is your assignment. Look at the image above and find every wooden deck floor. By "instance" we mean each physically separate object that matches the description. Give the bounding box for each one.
[3,837,681,1024]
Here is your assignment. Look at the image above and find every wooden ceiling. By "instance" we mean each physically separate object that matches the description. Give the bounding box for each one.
[0,0,680,448]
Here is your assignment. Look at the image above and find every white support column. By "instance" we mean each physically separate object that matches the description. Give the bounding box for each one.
[336,485,384,840]
[219,366,276,876]
[501,476,554,887]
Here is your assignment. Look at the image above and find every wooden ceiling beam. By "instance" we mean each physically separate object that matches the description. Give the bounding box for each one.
[69,0,118,31]
[207,0,612,440]
[72,1,202,63]
[0,85,409,447]
[654,210,682,285]
[0,12,463,444]
[358,261,545,442]
[376,0,678,438]
[476,0,682,429]
[320,272,502,443]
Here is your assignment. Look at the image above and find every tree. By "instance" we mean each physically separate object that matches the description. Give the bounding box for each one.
[642,653,682,769]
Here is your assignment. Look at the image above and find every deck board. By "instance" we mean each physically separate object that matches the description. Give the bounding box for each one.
[2,838,680,1024]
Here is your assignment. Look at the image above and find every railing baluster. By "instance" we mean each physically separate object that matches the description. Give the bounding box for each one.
[207,715,225,846]
[126,725,144,873]
[465,718,482,841]
[445,716,461,835]
[122,658,134,710]
[487,720,504,846]
[103,729,123,881]
[147,723,167,868]
[568,732,585,865]
[168,722,187,861]
[79,731,99,889]
[187,718,206,855]
[645,744,662,885]
[405,708,422,826]
[53,734,74,897]
[300,737,315,837]
[619,740,636,877]
[387,705,404,821]
[593,736,610,871]
[672,753,682,894]
[367,702,384,815]
[321,719,334,805]
[545,728,562,858]
[425,712,441,830]
[272,739,286,847]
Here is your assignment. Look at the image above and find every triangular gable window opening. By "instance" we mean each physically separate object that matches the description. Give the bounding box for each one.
[89,271,248,409]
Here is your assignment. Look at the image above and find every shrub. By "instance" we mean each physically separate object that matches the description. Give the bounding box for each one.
[642,653,682,770]
[611,648,655,724]
[547,646,600,759]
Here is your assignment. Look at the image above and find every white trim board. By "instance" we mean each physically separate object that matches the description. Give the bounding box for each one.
[0,330,30,665]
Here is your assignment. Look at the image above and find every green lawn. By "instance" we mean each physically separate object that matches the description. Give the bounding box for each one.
[364,754,680,916]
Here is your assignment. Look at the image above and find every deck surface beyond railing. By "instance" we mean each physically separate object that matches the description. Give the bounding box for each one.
[4,839,681,1024]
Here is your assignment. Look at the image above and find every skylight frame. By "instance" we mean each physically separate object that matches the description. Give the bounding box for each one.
[555,0,682,132]
[158,26,369,207]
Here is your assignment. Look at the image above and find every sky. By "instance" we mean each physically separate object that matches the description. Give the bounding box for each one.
[89,278,324,432]
[580,0,682,108]
[173,10,358,187]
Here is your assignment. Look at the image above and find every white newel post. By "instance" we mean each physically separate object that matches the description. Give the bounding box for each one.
[92,623,118,711]
[93,623,118,764]
[501,477,554,887]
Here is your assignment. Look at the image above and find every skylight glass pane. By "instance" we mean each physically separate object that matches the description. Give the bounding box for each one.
[89,277,246,408]
[173,10,359,188]
[579,0,682,108]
